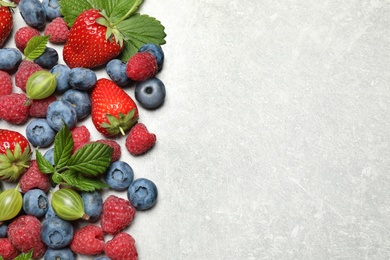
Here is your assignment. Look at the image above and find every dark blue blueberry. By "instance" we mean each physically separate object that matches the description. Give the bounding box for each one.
[42,0,62,20]
[0,48,22,71]
[45,204,57,219]
[26,119,56,147]
[50,64,71,94]
[19,0,47,29]
[23,189,49,218]
[68,67,97,91]
[34,47,59,69]
[106,59,132,87]
[81,191,103,222]
[0,224,8,238]
[61,89,91,119]
[127,178,158,210]
[135,77,166,109]
[41,216,74,249]
[139,43,164,70]
[46,100,78,131]
[44,247,75,260]
[93,257,111,260]
[44,148,55,165]
[104,161,134,191]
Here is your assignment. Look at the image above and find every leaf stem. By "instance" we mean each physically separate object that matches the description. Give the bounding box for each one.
[111,0,142,26]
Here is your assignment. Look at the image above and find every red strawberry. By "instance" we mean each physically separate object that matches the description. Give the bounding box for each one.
[0,1,15,48]
[125,123,156,155]
[63,9,123,68]
[91,78,138,136]
[0,129,31,181]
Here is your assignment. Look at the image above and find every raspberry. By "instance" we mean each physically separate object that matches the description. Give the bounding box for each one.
[0,238,20,260]
[0,70,12,97]
[29,94,56,118]
[101,195,136,234]
[0,93,31,125]
[7,215,47,258]
[70,225,105,255]
[126,52,158,81]
[125,123,156,155]
[15,60,44,92]
[19,160,51,193]
[71,125,91,152]
[96,139,121,162]
[44,17,70,44]
[14,26,40,52]
[105,232,138,260]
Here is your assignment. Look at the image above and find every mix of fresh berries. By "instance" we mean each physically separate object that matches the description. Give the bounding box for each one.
[0,0,166,258]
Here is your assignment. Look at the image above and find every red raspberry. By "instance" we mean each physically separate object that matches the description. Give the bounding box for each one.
[44,17,70,44]
[70,225,105,255]
[15,60,44,92]
[29,94,56,118]
[14,26,40,52]
[125,123,156,155]
[0,238,20,260]
[7,215,47,258]
[101,195,136,234]
[71,125,91,151]
[105,232,138,260]
[19,160,51,193]
[0,70,12,97]
[0,93,31,125]
[96,139,121,162]
[126,52,158,81]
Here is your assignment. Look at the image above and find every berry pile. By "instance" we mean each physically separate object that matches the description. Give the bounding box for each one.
[0,0,166,259]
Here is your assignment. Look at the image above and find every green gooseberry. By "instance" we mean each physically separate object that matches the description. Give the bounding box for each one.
[26,70,57,100]
[51,188,90,221]
[0,185,22,224]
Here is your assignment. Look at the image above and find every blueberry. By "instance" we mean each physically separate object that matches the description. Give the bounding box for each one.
[93,257,111,260]
[41,216,74,249]
[104,161,134,191]
[44,247,75,260]
[50,64,71,94]
[106,59,132,87]
[68,67,97,91]
[61,89,91,119]
[44,148,55,165]
[23,189,49,218]
[19,0,47,29]
[139,43,164,70]
[135,77,166,109]
[0,48,22,71]
[45,204,57,219]
[81,191,103,222]
[26,119,56,147]
[127,178,158,210]
[0,224,8,238]
[46,100,78,131]
[34,47,59,69]
[42,0,62,20]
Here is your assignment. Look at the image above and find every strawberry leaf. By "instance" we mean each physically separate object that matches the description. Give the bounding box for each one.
[117,14,166,61]
[24,35,50,61]
[59,0,93,27]
[109,0,142,21]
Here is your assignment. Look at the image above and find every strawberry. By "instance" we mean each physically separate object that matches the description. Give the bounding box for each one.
[63,9,123,68]
[0,129,32,182]
[0,1,15,48]
[91,78,138,136]
[125,123,156,155]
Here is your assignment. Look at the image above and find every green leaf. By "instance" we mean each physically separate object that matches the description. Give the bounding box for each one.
[61,170,109,191]
[59,0,94,27]
[67,143,113,176]
[14,250,33,260]
[109,0,142,21]
[24,35,50,61]
[54,124,74,169]
[117,14,166,61]
[36,150,55,174]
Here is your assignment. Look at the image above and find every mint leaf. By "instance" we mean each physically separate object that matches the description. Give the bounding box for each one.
[24,35,49,61]
[67,142,113,176]
[117,14,166,61]
[61,170,109,191]
[59,0,93,26]
[54,124,74,169]
[36,150,55,174]
[14,250,33,260]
